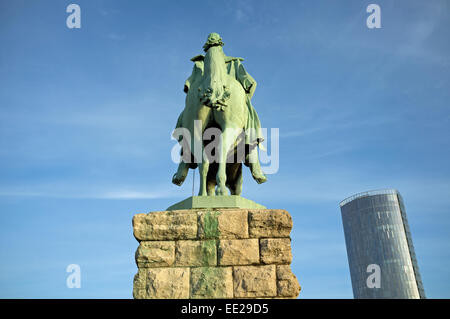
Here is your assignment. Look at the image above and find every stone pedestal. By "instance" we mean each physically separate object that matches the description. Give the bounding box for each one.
[132,208,301,299]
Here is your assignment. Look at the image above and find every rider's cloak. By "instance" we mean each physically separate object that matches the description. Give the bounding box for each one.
[175,55,264,148]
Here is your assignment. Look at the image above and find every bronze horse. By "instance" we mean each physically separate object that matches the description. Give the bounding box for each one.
[172,33,266,196]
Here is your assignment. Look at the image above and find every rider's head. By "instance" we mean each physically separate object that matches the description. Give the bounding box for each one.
[203,33,224,52]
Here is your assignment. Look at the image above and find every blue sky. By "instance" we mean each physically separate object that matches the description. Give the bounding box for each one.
[0,0,449,298]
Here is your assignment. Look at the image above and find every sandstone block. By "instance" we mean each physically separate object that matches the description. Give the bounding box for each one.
[133,210,197,241]
[175,240,217,266]
[260,238,292,264]
[233,265,277,297]
[135,241,175,268]
[190,267,233,298]
[277,265,301,298]
[248,210,292,238]
[218,239,259,265]
[133,268,147,299]
[145,267,190,299]
[198,210,248,239]
[132,208,300,299]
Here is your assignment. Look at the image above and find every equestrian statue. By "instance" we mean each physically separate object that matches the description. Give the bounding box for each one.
[172,33,267,196]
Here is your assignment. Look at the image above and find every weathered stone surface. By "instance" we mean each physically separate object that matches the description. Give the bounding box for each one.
[218,239,259,265]
[133,210,197,241]
[132,208,301,299]
[233,265,277,297]
[190,267,233,298]
[198,210,249,239]
[146,267,190,299]
[260,238,292,264]
[277,265,301,298]
[133,268,147,299]
[175,240,217,266]
[248,210,292,238]
[135,241,175,268]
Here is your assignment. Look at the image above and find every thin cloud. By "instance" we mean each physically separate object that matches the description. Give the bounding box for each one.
[107,33,126,41]
[245,168,450,207]
[0,184,179,200]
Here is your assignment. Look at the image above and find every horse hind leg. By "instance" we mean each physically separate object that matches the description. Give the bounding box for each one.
[206,163,217,196]
[228,164,243,196]
[207,179,216,196]
[216,127,241,196]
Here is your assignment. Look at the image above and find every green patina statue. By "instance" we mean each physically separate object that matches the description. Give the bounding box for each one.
[172,33,267,196]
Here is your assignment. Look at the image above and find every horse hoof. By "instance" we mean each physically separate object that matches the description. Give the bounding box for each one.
[172,173,186,186]
[253,173,267,184]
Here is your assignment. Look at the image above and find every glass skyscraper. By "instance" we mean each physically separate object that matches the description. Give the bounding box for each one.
[340,189,425,299]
